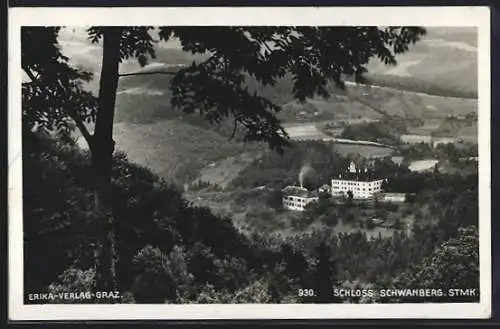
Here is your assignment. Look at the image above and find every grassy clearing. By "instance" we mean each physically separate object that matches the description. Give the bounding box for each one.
[113,120,262,186]
[194,151,263,189]
[334,144,394,158]
[276,83,476,129]
[346,84,477,120]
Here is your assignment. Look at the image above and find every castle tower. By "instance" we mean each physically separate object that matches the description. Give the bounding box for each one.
[348,161,357,174]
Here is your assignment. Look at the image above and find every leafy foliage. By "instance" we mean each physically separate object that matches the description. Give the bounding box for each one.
[340,117,407,145]
[130,245,177,303]
[24,133,479,303]
[23,134,258,302]
[88,26,156,66]
[392,226,479,302]
[46,268,97,304]
[399,141,478,162]
[22,27,97,140]
[160,26,425,152]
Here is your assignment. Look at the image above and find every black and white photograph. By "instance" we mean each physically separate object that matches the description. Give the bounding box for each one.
[8,6,491,320]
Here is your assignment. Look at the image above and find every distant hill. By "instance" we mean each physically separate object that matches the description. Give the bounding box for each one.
[365,27,477,98]
[60,27,477,185]
[60,26,477,99]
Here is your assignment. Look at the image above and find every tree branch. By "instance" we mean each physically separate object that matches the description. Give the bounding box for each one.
[229,117,238,141]
[118,70,177,77]
[22,66,38,84]
[67,108,94,149]
[55,79,94,148]
[259,38,275,58]
[23,66,94,149]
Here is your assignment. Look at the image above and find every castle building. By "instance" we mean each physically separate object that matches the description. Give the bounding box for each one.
[330,162,384,200]
[281,186,319,211]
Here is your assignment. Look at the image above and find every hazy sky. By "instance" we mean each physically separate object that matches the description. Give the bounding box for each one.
[49,26,477,92]
[57,26,476,70]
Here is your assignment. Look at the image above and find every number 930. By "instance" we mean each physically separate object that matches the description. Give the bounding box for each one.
[298,289,315,297]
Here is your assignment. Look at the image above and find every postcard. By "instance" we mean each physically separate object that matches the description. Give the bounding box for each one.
[8,5,491,320]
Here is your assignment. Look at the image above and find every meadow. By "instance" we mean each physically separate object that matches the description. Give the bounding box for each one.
[113,120,264,186]
[333,144,395,158]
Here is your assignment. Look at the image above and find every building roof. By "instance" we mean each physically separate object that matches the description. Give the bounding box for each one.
[282,186,319,198]
[331,161,385,182]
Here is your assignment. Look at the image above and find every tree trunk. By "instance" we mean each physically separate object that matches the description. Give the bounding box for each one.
[92,27,122,294]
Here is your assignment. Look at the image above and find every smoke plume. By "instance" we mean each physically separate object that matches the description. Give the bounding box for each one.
[299,164,314,188]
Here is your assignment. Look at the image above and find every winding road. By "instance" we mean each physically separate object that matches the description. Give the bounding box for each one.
[283,122,395,149]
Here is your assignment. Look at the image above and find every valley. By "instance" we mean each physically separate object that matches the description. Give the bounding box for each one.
[66,26,478,241]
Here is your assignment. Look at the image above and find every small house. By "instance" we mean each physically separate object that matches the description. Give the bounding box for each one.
[379,192,406,203]
[282,186,319,211]
[318,184,331,194]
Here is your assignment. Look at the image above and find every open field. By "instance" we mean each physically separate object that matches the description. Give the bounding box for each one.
[407,119,441,135]
[343,83,477,119]
[278,84,477,139]
[408,160,439,172]
[457,125,478,140]
[113,120,263,186]
[194,151,263,189]
[283,123,328,140]
[334,144,395,158]
[283,123,395,158]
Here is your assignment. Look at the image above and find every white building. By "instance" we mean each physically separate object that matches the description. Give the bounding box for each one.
[282,186,319,211]
[378,192,406,203]
[318,184,331,194]
[331,178,384,199]
[330,162,384,200]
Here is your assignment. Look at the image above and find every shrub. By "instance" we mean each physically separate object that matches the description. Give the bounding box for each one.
[130,245,177,303]
[320,214,339,227]
[45,267,97,304]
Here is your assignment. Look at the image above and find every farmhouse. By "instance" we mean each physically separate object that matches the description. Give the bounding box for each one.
[282,186,319,211]
[400,134,432,145]
[318,184,331,194]
[431,136,460,147]
[330,162,385,200]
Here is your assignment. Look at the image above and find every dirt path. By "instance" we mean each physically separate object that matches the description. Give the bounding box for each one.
[283,123,394,149]
[189,150,263,189]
